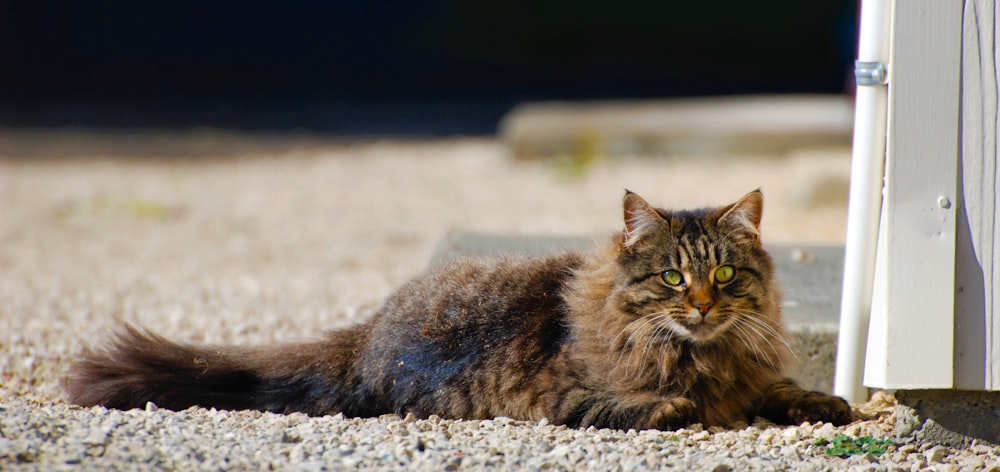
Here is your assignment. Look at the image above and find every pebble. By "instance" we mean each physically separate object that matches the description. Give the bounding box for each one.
[691,431,711,441]
[961,457,987,470]
[813,422,837,439]
[781,427,801,442]
[5,397,994,471]
[925,445,949,463]
[0,145,996,470]
[550,444,572,458]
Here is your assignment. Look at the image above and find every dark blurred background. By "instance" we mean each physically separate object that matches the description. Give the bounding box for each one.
[0,1,857,135]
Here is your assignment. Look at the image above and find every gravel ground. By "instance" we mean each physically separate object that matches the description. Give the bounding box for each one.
[2,133,998,470]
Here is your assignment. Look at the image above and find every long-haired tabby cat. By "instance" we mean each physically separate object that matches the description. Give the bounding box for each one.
[66,190,852,430]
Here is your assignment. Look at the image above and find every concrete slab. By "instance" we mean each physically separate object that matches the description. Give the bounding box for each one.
[431,231,845,393]
[498,95,853,158]
[895,390,1000,448]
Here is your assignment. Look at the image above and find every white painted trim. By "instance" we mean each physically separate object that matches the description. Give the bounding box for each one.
[863,198,890,387]
[864,0,962,389]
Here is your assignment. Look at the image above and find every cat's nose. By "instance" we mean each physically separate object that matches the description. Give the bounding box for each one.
[693,300,713,316]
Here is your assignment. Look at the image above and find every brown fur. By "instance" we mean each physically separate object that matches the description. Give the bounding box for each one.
[66,190,852,430]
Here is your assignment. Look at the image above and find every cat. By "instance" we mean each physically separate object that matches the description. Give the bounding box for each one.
[65,190,852,430]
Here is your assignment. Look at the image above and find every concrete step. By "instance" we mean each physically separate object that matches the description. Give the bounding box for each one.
[498,95,854,158]
[431,231,844,393]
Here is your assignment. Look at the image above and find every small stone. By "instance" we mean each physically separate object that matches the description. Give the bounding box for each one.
[814,423,836,439]
[759,430,777,445]
[925,445,949,463]
[83,428,110,445]
[691,431,711,441]
[960,457,986,470]
[550,445,571,458]
[378,413,400,423]
[782,447,802,461]
[0,438,12,455]
[848,452,878,465]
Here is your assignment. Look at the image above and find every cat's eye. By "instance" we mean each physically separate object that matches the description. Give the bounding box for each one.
[714,265,735,284]
[662,270,684,286]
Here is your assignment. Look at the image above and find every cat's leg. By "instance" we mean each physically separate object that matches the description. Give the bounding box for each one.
[756,378,853,425]
[558,389,697,431]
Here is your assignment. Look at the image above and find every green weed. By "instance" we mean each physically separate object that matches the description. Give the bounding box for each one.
[814,435,894,458]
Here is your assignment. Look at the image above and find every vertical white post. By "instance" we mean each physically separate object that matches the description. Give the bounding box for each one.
[863,0,962,389]
[833,0,892,403]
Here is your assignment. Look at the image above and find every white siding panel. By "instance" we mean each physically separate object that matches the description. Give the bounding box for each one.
[955,0,1000,390]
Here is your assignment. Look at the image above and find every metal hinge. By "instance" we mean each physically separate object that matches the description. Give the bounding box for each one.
[855,61,887,86]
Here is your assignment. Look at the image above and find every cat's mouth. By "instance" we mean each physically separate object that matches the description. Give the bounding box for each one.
[673,312,733,342]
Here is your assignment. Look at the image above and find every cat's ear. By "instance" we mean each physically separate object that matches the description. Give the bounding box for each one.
[622,190,666,248]
[718,190,763,245]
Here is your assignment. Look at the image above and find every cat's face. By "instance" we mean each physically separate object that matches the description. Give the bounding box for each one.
[612,191,777,344]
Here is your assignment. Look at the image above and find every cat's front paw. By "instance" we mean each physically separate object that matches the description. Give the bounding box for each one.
[789,392,853,426]
[644,397,697,430]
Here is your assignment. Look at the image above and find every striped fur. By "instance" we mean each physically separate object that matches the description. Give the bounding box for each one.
[66,190,852,430]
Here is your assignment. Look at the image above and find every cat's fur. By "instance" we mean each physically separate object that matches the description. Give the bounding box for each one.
[66,190,852,430]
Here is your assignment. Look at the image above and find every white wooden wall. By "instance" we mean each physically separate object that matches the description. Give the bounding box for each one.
[954,0,999,391]
[865,0,1000,391]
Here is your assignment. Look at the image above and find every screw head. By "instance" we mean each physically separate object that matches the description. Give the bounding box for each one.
[937,196,952,209]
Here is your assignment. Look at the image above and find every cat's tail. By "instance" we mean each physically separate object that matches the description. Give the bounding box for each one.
[65,323,375,416]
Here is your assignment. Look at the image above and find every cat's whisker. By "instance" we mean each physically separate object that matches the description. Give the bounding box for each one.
[636,314,674,375]
[609,312,662,349]
[614,315,656,348]
[727,307,791,344]
[652,325,676,382]
[606,317,648,365]
[730,315,776,350]
[732,311,796,360]
[628,314,674,375]
[734,323,777,369]
[610,315,660,374]
[728,322,767,367]
[731,315,791,365]
[615,318,653,376]
[610,311,680,377]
